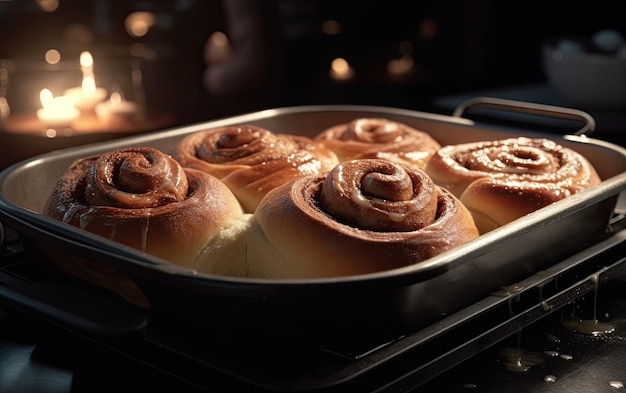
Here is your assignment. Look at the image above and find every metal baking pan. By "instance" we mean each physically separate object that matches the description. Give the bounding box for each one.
[1,99,625,349]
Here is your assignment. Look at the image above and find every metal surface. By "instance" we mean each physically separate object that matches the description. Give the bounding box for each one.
[0,104,625,358]
[452,97,597,136]
[1,219,626,392]
[1,101,626,392]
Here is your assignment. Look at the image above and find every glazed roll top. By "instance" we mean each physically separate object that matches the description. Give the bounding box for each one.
[424,137,602,233]
[43,147,246,268]
[172,124,339,212]
[314,117,441,168]
[248,159,479,279]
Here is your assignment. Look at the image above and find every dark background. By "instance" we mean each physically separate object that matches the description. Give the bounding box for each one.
[1,2,626,391]
[0,0,624,166]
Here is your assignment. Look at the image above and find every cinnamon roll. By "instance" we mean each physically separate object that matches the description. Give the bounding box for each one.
[172,124,339,212]
[424,137,602,233]
[314,117,441,168]
[248,159,479,279]
[43,147,246,269]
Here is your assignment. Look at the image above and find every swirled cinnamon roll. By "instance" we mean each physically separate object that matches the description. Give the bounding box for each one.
[43,147,246,269]
[424,137,602,233]
[314,117,441,168]
[247,159,479,279]
[172,125,339,212]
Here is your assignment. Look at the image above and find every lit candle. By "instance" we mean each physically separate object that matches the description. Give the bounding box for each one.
[95,91,140,126]
[329,58,354,81]
[36,88,80,128]
[63,51,107,112]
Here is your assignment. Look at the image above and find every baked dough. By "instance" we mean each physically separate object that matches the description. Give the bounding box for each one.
[43,147,246,268]
[424,137,602,233]
[173,124,339,212]
[315,117,441,168]
[249,159,479,278]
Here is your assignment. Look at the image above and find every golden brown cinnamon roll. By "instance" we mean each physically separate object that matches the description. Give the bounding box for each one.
[314,117,441,168]
[424,137,602,233]
[43,147,246,269]
[172,125,339,212]
[248,159,479,279]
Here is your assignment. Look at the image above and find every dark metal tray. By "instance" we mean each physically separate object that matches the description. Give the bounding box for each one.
[1,216,626,392]
[0,99,625,354]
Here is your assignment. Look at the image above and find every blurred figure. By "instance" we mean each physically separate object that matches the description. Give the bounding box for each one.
[202,0,278,99]
[200,0,439,106]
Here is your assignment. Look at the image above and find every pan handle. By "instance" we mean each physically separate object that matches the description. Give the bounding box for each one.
[452,96,596,136]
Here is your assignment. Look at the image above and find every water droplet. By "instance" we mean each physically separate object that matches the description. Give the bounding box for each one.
[462,383,478,389]
[562,319,615,336]
[545,333,560,343]
[560,354,573,360]
[544,375,557,383]
[544,350,559,357]
[609,380,624,389]
[498,347,546,372]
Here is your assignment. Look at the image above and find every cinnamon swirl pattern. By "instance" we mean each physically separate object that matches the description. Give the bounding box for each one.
[250,159,479,279]
[172,125,339,212]
[314,117,441,168]
[424,137,602,233]
[43,147,245,268]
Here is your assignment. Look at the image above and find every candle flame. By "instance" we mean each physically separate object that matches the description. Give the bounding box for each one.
[38,88,76,115]
[40,88,54,108]
[80,51,94,69]
[82,75,96,94]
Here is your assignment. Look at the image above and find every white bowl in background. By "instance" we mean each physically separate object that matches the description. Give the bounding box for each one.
[542,33,626,111]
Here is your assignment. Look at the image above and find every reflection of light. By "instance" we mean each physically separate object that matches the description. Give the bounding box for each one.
[132,21,149,37]
[36,0,59,12]
[206,31,232,63]
[95,90,140,125]
[322,20,341,35]
[387,55,414,77]
[330,58,354,81]
[389,42,415,77]
[44,49,61,64]
[125,12,157,38]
